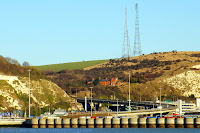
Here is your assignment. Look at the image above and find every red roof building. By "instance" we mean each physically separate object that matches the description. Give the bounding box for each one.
[87,77,126,86]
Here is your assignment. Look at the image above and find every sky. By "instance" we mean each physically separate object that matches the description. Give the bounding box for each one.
[0,0,199,66]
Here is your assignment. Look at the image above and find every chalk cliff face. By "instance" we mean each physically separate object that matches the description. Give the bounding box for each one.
[164,65,200,97]
[0,74,83,111]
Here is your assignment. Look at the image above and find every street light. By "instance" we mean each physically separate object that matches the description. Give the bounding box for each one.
[85,92,87,112]
[128,72,131,111]
[108,102,109,116]
[28,69,31,118]
[75,89,77,112]
[90,87,93,117]
[117,99,119,116]
[159,88,162,117]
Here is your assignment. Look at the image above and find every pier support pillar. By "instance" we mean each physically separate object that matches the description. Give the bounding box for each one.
[71,118,78,128]
[195,118,200,128]
[47,119,54,128]
[176,118,184,128]
[147,118,156,128]
[55,118,62,128]
[79,118,86,128]
[31,118,38,128]
[104,118,112,128]
[138,118,147,128]
[157,118,165,128]
[39,119,46,128]
[112,118,120,128]
[63,118,70,128]
[166,118,175,128]
[121,118,129,128]
[87,118,94,128]
[95,118,103,128]
[129,118,138,128]
[185,118,194,128]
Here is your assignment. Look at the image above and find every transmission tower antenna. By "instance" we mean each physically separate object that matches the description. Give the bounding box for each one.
[122,7,131,58]
[133,3,142,56]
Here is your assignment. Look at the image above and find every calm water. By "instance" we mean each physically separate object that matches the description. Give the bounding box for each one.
[0,128,199,133]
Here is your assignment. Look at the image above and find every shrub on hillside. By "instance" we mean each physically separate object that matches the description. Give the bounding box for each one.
[191,54,200,57]
[5,57,21,66]
[165,66,171,70]
[93,78,100,86]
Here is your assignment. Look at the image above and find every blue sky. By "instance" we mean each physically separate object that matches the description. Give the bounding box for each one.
[0,0,199,66]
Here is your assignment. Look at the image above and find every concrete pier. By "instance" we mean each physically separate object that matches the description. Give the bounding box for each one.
[87,118,94,128]
[166,118,175,128]
[71,118,78,128]
[138,118,146,128]
[121,118,129,128]
[147,118,156,128]
[31,118,38,128]
[112,118,120,128]
[104,118,112,128]
[95,118,103,128]
[176,118,184,128]
[185,118,194,128]
[63,118,70,128]
[47,119,54,128]
[129,118,138,128]
[25,117,200,128]
[195,118,200,128]
[55,118,62,128]
[79,118,86,128]
[39,119,46,128]
[157,118,165,128]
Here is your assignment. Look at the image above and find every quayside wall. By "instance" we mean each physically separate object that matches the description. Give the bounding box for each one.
[23,117,200,128]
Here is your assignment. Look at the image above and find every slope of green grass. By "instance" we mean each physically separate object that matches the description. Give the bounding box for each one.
[35,60,109,71]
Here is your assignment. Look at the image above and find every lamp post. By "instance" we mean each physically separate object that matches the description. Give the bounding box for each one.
[159,88,162,117]
[129,72,131,111]
[140,88,141,102]
[117,99,119,116]
[90,87,93,117]
[24,107,27,118]
[75,89,77,112]
[108,102,109,116]
[28,69,31,118]
[85,92,87,112]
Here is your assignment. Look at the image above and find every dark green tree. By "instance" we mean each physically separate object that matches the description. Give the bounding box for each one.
[22,61,30,67]
[93,78,100,86]
[189,94,195,98]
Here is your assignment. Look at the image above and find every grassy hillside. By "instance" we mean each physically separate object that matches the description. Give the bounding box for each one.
[43,51,200,103]
[35,60,108,71]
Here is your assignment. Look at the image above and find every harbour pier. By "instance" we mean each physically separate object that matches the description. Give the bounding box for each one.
[23,117,200,128]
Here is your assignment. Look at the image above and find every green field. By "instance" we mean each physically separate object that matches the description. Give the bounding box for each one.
[34,60,108,71]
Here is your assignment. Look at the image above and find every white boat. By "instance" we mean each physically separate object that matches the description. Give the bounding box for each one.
[52,109,68,116]
[0,118,26,125]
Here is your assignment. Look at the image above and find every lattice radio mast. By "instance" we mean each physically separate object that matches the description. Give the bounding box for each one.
[122,7,131,58]
[133,3,142,56]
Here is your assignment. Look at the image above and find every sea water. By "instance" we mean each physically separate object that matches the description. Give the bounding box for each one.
[0,128,199,133]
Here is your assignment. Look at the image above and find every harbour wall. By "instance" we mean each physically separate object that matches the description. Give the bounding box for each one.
[24,117,200,128]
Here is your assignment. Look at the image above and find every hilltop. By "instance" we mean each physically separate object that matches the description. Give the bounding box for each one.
[35,60,108,71]
[42,51,200,103]
[0,56,83,114]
